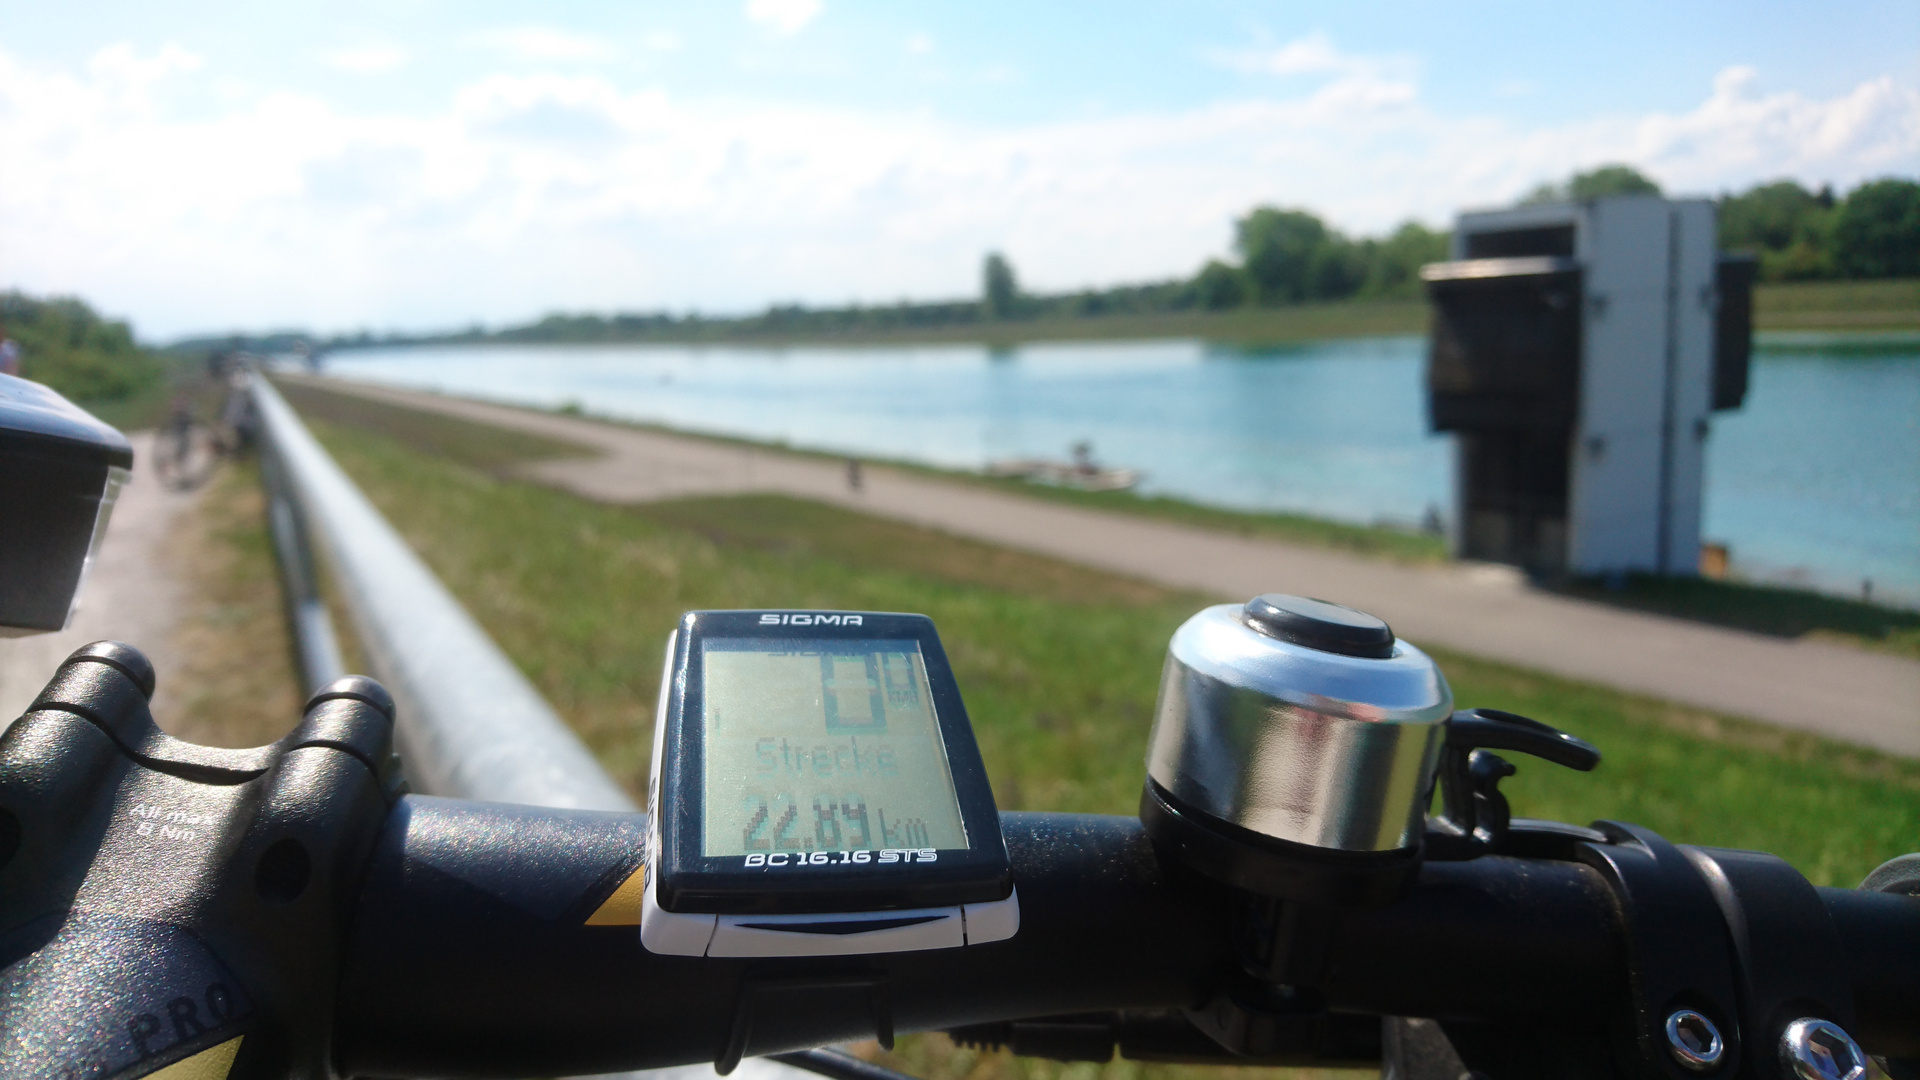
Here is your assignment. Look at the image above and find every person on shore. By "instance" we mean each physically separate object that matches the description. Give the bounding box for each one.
[0,324,20,378]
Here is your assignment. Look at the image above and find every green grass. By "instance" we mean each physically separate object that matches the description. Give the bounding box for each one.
[61,352,209,431]
[792,300,1431,347]
[465,299,1432,349]
[1557,573,1920,660]
[291,398,1920,888]
[275,378,594,470]
[77,373,178,431]
[369,278,1916,354]
[911,471,1449,563]
[1754,277,1920,331]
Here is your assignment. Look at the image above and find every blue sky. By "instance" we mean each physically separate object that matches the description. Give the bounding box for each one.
[1,1,1915,339]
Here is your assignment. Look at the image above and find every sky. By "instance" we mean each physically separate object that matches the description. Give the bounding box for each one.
[0,1,1915,340]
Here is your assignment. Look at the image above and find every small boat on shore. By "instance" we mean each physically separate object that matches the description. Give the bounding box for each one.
[987,441,1142,492]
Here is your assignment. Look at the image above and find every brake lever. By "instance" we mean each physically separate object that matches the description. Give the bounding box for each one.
[1428,708,1601,860]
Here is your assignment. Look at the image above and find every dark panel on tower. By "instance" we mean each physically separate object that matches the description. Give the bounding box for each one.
[1713,254,1757,411]
[1462,225,1575,259]
[1456,430,1572,576]
[1423,257,1583,433]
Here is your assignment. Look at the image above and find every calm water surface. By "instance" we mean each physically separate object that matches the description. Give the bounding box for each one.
[325,335,1920,607]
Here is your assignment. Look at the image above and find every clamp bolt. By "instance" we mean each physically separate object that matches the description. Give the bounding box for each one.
[1779,1018,1866,1080]
[1664,1010,1725,1072]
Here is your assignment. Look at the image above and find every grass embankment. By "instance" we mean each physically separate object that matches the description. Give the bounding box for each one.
[1557,575,1920,661]
[727,300,1429,348]
[287,392,1919,1078]
[382,278,1914,351]
[150,457,306,748]
[850,277,1919,343]
[918,469,1452,565]
[1754,278,1920,332]
[64,351,244,433]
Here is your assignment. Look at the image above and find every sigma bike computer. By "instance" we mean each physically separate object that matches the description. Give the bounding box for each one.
[641,610,1017,957]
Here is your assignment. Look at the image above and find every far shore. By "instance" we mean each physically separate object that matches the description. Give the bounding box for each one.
[307,277,1920,352]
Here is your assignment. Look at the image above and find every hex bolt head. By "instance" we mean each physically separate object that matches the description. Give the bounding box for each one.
[1665,1009,1725,1072]
[1780,1019,1867,1080]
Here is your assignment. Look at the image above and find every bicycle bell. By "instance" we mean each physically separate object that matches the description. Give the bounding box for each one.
[1141,594,1450,906]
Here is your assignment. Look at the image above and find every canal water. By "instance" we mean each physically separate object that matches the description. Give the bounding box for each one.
[323,334,1920,608]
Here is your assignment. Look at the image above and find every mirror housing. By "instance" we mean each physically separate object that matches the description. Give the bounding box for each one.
[0,374,133,635]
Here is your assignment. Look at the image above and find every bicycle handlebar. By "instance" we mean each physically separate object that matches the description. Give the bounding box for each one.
[2,645,1915,1080]
[336,800,1640,1076]
[333,798,1920,1077]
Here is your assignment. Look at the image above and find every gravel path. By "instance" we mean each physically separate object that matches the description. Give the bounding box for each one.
[293,377,1920,757]
[0,433,208,728]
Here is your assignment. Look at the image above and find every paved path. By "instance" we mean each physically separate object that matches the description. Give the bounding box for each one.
[298,377,1920,757]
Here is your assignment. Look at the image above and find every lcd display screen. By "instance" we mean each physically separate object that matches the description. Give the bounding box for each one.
[701,638,969,857]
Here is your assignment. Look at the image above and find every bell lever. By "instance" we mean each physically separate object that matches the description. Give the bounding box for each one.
[1431,708,1601,858]
[1446,708,1602,770]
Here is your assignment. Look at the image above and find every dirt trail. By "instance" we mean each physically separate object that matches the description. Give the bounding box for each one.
[0,436,301,745]
[0,434,202,725]
[293,376,1920,757]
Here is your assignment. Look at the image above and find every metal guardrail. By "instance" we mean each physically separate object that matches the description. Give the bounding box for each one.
[251,376,813,1080]
[250,376,634,813]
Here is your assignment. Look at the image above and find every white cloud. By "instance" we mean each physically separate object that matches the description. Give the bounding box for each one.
[0,43,1913,339]
[83,41,202,102]
[1233,31,1346,75]
[320,43,409,74]
[641,30,685,53]
[464,27,619,63]
[1213,31,1414,80]
[906,34,934,56]
[1208,32,1419,122]
[745,0,823,37]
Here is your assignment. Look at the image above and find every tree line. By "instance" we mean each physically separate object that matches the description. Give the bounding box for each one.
[1101,165,1920,318]
[0,291,160,402]
[402,165,1916,345]
[4,166,1915,386]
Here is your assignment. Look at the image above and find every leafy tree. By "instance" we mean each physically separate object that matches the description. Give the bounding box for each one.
[1357,222,1450,299]
[1236,207,1341,304]
[1833,178,1920,280]
[1308,240,1366,300]
[1567,165,1663,200]
[1203,212,1449,308]
[0,292,159,401]
[1193,259,1250,309]
[1718,180,1837,281]
[982,252,1019,320]
[1521,164,1663,205]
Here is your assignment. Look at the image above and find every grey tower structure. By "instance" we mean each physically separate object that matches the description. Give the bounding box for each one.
[1422,195,1754,578]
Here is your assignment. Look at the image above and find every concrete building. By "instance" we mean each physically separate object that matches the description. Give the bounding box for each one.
[1422,195,1754,578]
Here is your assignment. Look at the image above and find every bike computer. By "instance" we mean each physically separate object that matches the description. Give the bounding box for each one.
[641,610,1017,957]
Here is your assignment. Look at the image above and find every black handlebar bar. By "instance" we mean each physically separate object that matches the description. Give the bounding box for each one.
[2,645,1915,1080]
[332,798,1920,1077]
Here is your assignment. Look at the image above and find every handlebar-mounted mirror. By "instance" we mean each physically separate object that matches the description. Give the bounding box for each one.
[0,374,133,635]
